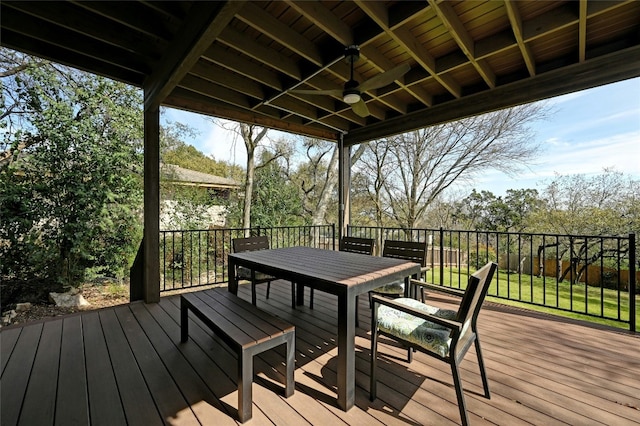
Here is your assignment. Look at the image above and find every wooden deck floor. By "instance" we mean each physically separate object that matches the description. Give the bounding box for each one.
[2,281,639,425]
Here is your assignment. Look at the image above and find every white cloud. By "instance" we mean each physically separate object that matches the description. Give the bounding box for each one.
[200,125,247,166]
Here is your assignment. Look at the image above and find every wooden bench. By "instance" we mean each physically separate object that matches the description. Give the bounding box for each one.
[180,289,295,423]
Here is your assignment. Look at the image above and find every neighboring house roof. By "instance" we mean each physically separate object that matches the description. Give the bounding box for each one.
[161,164,240,190]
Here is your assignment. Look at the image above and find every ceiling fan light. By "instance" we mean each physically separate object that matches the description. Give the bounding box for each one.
[343,92,361,104]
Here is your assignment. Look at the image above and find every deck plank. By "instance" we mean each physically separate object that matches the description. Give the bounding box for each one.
[0,323,43,426]
[82,311,127,426]
[55,315,90,425]
[112,305,201,426]
[18,321,62,426]
[98,308,163,426]
[0,327,21,375]
[130,302,238,426]
[1,281,639,426]
[161,294,309,424]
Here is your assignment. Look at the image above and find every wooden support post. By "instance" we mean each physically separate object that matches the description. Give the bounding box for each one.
[338,134,351,242]
[143,104,160,303]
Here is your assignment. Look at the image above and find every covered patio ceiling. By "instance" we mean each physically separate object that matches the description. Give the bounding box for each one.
[3,0,640,146]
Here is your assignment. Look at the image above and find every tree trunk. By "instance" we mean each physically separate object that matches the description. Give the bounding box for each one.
[239,124,268,235]
[311,144,366,225]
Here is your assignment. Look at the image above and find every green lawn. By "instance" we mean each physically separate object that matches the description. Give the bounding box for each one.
[429,267,638,331]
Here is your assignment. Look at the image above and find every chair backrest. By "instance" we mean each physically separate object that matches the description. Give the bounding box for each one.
[382,239,427,266]
[233,236,270,253]
[456,262,497,326]
[340,236,375,255]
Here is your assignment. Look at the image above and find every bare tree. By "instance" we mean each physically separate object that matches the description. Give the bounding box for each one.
[355,104,548,230]
[294,137,366,225]
[214,121,291,231]
[1,48,49,169]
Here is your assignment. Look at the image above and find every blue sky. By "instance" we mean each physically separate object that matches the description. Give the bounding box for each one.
[163,77,639,196]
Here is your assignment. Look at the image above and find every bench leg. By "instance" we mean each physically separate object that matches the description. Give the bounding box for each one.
[180,299,189,343]
[284,332,295,397]
[238,350,253,423]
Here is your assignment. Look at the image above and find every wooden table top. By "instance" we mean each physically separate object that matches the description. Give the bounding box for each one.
[229,246,421,292]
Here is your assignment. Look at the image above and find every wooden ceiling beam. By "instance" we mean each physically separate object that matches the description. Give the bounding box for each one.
[144,1,244,109]
[164,88,339,141]
[218,26,301,79]
[429,0,496,88]
[579,0,588,63]
[5,1,166,59]
[237,2,324,66]
[504,0,536,76]
[189,60,264,100]
[202,44,283,91]
[344,45,640,145]
[71,0,178,41]
[0,28,144,86]
[284,0,354,47]
[355,0,461,99]
[1,6,150,75]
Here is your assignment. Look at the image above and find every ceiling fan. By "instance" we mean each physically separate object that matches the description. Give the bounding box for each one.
[290,45,410,117]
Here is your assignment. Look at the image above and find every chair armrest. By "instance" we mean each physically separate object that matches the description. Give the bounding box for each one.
[410,279,465,298]
[371,294,461,331]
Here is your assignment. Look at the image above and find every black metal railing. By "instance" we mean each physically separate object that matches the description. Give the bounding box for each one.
[157,223,636,331]
[159,224,335,293]
[349,225,637,332]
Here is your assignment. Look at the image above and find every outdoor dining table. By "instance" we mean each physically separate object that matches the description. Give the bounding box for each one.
[227,245,422,411]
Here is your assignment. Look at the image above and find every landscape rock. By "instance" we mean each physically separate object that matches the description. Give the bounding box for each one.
[15,303,32,312]
[49,291,90,308]
[2,310,17,326]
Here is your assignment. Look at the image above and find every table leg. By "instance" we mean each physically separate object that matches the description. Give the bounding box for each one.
[337,290,356,411]
[296,282,304,306]
[229,256,238,295]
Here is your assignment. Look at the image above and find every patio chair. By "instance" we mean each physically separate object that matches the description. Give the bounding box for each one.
[370,261,497,426]
[309,236,376,326]
[232,236,296,308]
[368,239,428,306]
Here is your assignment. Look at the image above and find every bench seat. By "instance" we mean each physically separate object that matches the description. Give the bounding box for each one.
[180,288,295,423]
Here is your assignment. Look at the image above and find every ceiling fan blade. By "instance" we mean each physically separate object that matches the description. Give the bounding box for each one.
[358,63,411,92]
[290,88,343,97]
[351,99,369,117]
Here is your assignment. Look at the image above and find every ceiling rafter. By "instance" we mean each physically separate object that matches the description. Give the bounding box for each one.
[236,2,324,66]
[3,0,638,143]
[428,0,496,88]
[189,60,264,100]
[355,0,462,99]
[202,44,282,91]
[164,87,339,140]
[218,26,301,80]
[144,1,244,109]
[284,0,354,47]
[504,0,536,76]
[1,6,150,75]
[579,0,588,62]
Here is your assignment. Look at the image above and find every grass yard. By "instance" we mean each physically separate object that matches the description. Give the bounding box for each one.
[427,267,638,331]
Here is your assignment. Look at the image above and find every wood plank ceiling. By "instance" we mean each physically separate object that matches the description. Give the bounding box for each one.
[2,1,639,145]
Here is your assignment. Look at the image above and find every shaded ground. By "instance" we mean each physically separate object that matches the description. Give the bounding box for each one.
[1,281,130,327]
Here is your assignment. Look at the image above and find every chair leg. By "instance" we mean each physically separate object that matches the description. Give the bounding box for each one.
[370,309,379,400]
[309,288,314,309]
[474,337,491,398]
[355,295,359,328]
[266,281,271,299]
[451,361,470,426]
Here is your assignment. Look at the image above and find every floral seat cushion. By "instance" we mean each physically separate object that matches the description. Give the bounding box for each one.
[377,298,457,358]
[237,265,274,281]
[372,280,404,295]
